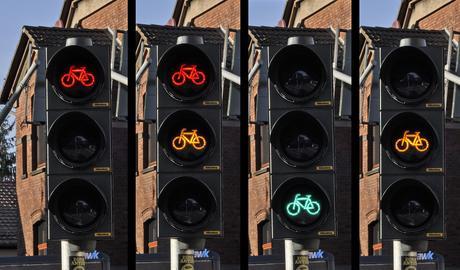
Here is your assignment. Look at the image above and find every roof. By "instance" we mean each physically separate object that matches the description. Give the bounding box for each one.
[249,26,335,46]
[360,26,449,48]
[0,26,112,103]
[136,24,225,46]
[0,180,18,247]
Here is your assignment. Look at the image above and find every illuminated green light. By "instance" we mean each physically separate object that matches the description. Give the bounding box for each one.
[286,193,321,217]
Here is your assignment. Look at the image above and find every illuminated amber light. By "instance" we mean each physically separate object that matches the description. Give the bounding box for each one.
[395,130,430,153]
[171,64,206,86]
[60,65,95,88]
[172,128,207,151]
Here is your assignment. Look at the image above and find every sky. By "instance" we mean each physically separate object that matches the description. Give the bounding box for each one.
[360,0,401,27]
[249,0,285,26]
[137,0,176,25]
[0,1,62,95]
[0,1,62,142]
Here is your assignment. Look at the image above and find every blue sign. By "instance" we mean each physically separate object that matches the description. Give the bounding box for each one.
[85,250,100,260]
[309,249,324,260]
[417,251,435,261]
[194,249,211,259]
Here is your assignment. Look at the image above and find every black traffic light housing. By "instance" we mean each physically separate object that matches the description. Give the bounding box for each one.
[268,35,336,240]
[379,38,445,241]
[156,33,223,239]
[46,37,113,241]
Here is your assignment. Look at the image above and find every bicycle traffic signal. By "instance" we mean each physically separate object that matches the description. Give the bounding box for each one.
[268,35,336,239]
[46,37,113,240]
[156,34,223,239]
[379,38,445,240]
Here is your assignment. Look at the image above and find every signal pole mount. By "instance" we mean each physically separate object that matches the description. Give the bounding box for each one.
[170,238,205,270]
[393,240,427,270]
[284,239,319,270]
[61,240,96,270]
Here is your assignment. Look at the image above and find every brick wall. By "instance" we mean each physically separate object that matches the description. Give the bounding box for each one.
[417,0,460,31]
[192,0,240,29]
[303,0,351,29]
[80,0,128,30]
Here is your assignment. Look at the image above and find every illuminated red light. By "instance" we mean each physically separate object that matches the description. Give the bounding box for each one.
[171,64,206,86]
[60,65,95,88]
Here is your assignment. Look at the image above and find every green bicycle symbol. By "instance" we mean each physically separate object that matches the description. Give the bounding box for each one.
[286,194,321,216]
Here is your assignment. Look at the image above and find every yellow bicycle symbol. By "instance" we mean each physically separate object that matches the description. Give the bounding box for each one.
[172,128,207,151]
[394,130,429,153]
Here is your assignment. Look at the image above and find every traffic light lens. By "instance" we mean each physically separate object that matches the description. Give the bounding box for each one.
[381,46,437,104]
[48,112,105,168]
[159,110,215,166]
[382,179,438,232]
[273,177,329,231]
[158,44,214,102]
[269,44,325,103]
[381,112,436,168]
[46,46,104,103]
[49,178,106,233]
[159,177,216,231]
[271,111,327,167]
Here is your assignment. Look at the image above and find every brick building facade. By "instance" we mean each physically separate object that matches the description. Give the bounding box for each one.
[134,0,241,268]
[248,0,351,267]
[359,0,460,267]
[0,0,127,266]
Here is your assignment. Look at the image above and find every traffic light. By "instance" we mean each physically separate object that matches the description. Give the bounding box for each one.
[156,34,223,239]
[379,38,445,240]
[46,37,112,240]
[268,36,336,239]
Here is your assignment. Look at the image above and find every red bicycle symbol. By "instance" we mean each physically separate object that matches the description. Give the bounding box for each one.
[171,64,206,86]
[60,65,96,88]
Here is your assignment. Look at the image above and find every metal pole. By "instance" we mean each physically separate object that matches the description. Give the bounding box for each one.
[111,70,128,86]
[248,61,261,84]
[222,69,240,85]
[393,240,402,270]
[0,61,38,125]
[135,58,151,84]
[170,238,179,270]
[61,240,86,270]
[394,240,417,270]
[333,69,351,85]
[284,240,294,270]
[170,238,195,270]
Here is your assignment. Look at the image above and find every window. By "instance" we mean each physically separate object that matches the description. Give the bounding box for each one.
[142,123,156,169]
[21,136,27,178]
[31,125,45,171]
[367,125,379,171]
[257,220,272,256]
[255,124,270,171]
[37,125,46,167]
[33,220,47,256]
[368,220,381,256]
[359,136,363,176]
[372,125,380,168]
[143,218,157,254]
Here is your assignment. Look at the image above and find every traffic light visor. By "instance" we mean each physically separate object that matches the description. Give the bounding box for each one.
[158,110,215,166]
[272,177,330,232]
[271,111,328,167]
[381,179,439,233]
[381,112,437,168]
[48,111,106,168]
[49,178,107,234]
[381,46,438,105]
[269,44,326,103]
[158,177,217,232]
[46,45,104,103]
[157,44,215,102]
